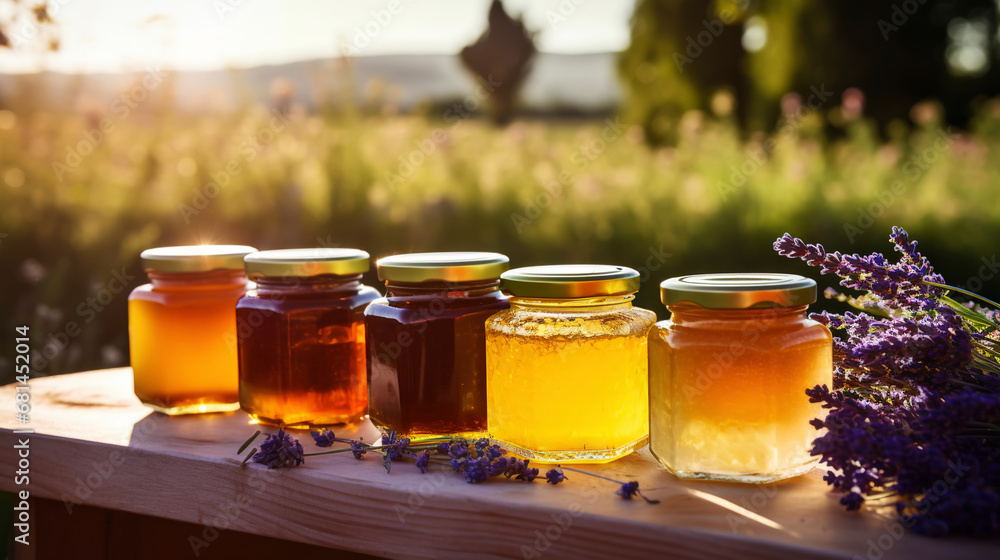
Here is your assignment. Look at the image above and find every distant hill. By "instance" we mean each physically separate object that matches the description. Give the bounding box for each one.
[0,52,621,114]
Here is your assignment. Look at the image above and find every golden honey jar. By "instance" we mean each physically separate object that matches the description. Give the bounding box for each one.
[128,245,256,415]
[648,273,834,482]
[485,265,656,463]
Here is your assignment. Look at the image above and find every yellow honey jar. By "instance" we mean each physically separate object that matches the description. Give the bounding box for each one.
[485,265,656,463]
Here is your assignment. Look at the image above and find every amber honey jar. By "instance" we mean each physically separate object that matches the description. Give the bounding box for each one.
[365,252,510,441]
[128,245,256,415]
[648,273,833,483]
[486,265,656,463]
[236,249,380,428]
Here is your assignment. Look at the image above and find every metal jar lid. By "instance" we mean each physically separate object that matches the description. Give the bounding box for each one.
[140,245,258,273]
[659,273,817,309]
[376,252,510,283]
[501,265,640,298]
[244,248,370,278]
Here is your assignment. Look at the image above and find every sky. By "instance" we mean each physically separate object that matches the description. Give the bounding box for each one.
[0,0,636,74]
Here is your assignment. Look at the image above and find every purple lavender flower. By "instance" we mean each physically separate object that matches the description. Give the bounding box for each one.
[447,441,470,472]
[390,437,410,460]
[380,430,409,461]
[522,467,539,482]
[902,486,1000,536]
[504,458,527,479]
[311,429,336,448]
[501,458,538,481]
[616,481,640,500]
[777,228,1000,537]
[448,441,470,459]
[487,457,509,477]
[840,492,864,511]
[252,429,304,469]
[439,439,515,483]
[415,449,431,473]
[484,444,504,461]
[464,457,490,483]
[545,468,566,485]
[555,466,660,504]
[774,230,945,312]
[350,440,366,460]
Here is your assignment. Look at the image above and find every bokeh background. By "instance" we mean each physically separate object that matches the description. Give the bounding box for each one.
[3,0,1000,381]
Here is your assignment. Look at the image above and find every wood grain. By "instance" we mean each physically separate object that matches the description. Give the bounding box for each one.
[0,369,994,559]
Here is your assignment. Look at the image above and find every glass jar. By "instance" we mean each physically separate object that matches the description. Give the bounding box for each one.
[365,252,510,441]
[648,273,833,483]
[236,248,380,428]
[486,265,656,464]
[128,245,256,415]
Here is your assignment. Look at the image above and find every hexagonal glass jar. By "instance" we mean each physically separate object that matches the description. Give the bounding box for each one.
[236,248,380,428]
[486,265,656,464]
[365,252,510,441]
[648,273,833,483]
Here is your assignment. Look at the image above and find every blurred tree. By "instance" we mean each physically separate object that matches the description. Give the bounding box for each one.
[620,0,1000,144]
[618,0,751,144]
[460,0,536,125]
[789,0,1000,134]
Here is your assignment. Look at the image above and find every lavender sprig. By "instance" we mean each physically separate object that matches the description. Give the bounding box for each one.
[556,466,659,504]
[776,228,1000,536]
[236,430,657,503]
[774,227,946,312]
[545,468,566,485]
[249,428,304,469]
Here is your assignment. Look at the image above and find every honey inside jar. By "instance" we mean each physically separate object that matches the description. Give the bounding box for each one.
[128,245,256,415]
[236,248,380,428]
[486,265,656,464]
[648,273,833,483]
[366,252,510,441]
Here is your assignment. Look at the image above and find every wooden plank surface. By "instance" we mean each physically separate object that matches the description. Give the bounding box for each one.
[24,496,380,560]
[0,368,994,560]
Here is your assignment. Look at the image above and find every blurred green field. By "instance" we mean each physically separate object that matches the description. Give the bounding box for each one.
[3,92,1000,379]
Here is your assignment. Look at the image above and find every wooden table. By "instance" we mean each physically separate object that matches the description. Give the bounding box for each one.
[0,369,995,559]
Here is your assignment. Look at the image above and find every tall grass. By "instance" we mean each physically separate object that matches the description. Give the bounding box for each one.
[3,79,1000,378]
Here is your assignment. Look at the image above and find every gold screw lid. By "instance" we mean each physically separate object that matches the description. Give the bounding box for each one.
[660,273,817,309]
[501,265,640,298]
[140,245,257,273]
[244,248,370,278]
[376,252,510,283]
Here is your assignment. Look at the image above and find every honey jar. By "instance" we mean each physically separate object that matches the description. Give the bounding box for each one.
[128,245,256,414]
[366,252,510,441]
[485,265,656,463]
[648,273,833,482]
[237,248,380,427]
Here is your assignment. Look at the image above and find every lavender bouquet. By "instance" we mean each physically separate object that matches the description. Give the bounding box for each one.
[775,227,1000,536]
